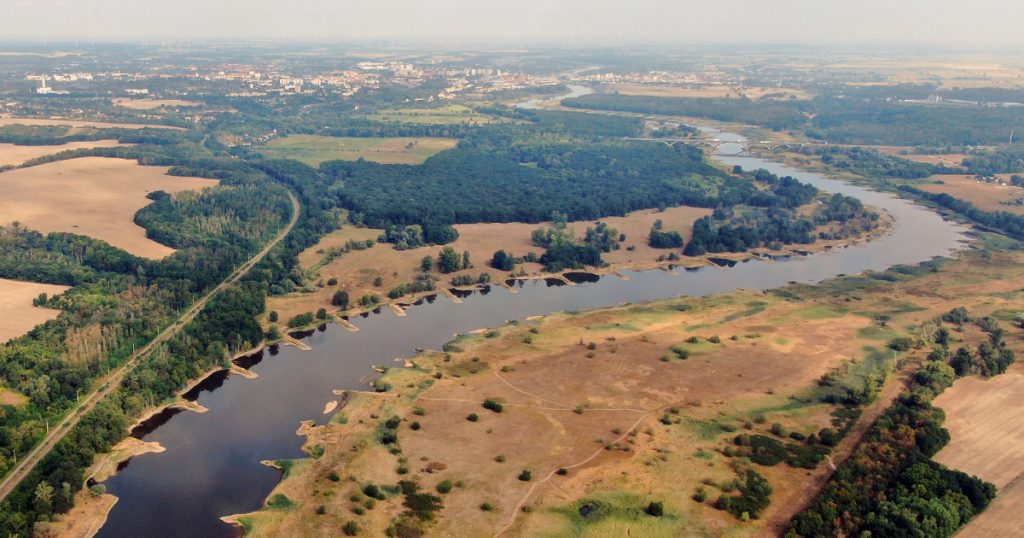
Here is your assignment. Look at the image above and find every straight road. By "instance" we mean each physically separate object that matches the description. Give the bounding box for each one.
[0,191,300,503]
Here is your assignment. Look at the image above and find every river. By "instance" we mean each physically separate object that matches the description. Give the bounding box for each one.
[95,128,968,537]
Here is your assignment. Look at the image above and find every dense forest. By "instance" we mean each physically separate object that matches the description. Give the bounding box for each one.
[562,93,806,130]
[323,142,747,226]
[789,310,1007,537]
[899,185,1024,240]
[962,145,1024,176]
[0,137,341,534]
[564,92,1024,146]
[803,146,955,179]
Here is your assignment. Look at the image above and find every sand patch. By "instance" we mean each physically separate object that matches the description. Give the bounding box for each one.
[0,157,219,258]
[36,490,117,538]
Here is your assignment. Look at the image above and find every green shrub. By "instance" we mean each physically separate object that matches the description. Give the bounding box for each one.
[267,493,295,510]
[482,399,504,413]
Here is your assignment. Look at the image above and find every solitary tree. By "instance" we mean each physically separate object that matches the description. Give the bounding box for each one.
[438,247,462,274]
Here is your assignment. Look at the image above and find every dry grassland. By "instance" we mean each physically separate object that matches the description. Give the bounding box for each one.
[239,290,884,537]
[0,277,69,342]
[111,98,202,109]
[255,135,458,166]
[269,206,713,322]
[0,116,184,130]
[0,157,218,258]
[822,58,1024,89]
[608,83,812,101]
[920,174,1024,214]
[898,153,969,167]
[242,246,1024,537]
[0,140,128,167]
[269,200,888,324]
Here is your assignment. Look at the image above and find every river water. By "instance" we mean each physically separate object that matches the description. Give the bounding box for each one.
[95,132,968,537]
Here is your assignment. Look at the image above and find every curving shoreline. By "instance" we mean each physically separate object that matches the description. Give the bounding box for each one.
[89,131,969,537]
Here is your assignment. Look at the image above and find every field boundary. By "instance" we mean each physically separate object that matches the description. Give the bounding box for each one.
[0,191,300,503]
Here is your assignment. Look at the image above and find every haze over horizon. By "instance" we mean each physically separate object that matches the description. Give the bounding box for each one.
[4,0,1024,47]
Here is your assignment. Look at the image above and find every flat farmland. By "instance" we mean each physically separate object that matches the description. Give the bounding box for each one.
[363,104,502,125]
[0,277,69,342]
[919,174,1024,214]
[0,116,184,130]
[111,98,202,109]
[934,366,1024,537]
[898,153,969,167]
[255,135,458,166]
[0,157,218,258]
[0,140,128,167]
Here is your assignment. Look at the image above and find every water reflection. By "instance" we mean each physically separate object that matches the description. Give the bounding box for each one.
[97,145,969,538]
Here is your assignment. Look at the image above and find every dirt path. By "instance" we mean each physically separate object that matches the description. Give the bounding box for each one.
[0,191,300,503]
[494,411,655,537]
[764,368,913,535]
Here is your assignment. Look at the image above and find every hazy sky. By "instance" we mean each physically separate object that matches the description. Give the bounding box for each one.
[4,0,1024,46]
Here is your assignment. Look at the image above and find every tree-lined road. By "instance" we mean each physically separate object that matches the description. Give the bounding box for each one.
[0,191,300,503]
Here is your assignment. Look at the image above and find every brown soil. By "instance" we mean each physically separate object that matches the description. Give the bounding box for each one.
[233,244,1024,537]
[933,365,1024,537]
[899,153,969,167]
[237,288,896,537]
[35,489,117,538]
[0,277,70,342]
[0,116,185,130]
[920,174,1024,214]
[110,98,202,110]
[0,140,128,167]
[0,157,219,258]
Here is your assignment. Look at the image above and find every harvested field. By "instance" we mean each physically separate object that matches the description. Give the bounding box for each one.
[899,153,968,167]
[920,174,1024,214]
[255,135,458,166]
[0,157,218,258]
[0,140,128,167]
[0,116,184,130]
[934,365,1024,537]
[0,277,69,342]
[111,98,202,109]
[934,367,1024,488]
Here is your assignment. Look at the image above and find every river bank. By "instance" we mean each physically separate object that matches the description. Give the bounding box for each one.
[230,239,1024,536]
[85,135,968,537]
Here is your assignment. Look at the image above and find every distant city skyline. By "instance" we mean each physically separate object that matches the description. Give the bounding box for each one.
[3,0,1024,47]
